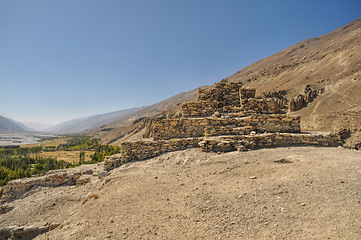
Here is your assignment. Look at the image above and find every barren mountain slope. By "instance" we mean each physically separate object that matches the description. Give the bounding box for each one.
[227,17,361,133]
[45,107,146,134]
[1,147,361,239]
[93,18,361,145]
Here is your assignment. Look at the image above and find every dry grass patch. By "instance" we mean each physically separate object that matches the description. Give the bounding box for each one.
[21,137,68,148]
[40,138,67,147]
[32,150,95,163]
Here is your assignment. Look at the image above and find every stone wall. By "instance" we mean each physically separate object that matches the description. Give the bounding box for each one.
[102,79,341,172]
[183,86,282,118]
[240,98,280,114]
[199,132,342,152]
[149,118,207,140]
[104,138,201,170]
[182,101,243,117]
[198,79,242,108]
[182,97,281,117]
[104,131,343,171]
[182,101,220,117]
[149,114,300,140]
[182,79,243,117]
[239,88,256,99]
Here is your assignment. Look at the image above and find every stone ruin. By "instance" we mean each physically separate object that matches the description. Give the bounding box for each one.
[104,79,343,170]
[0,79,347,240]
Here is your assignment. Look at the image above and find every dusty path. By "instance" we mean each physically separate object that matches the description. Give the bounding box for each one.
[1,146,361,239]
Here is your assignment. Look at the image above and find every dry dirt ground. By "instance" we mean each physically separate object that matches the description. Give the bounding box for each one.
[1,146,361,240]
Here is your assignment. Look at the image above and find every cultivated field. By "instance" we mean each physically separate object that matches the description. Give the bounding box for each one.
[32,150,95,163]
[20,137,67,148]
[24,137,95,163]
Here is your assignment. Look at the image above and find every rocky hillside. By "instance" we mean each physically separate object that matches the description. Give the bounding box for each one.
[94,17,361,145]
[227,18,361,133]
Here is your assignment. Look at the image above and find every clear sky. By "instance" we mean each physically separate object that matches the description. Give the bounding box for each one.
[1,0,360,125]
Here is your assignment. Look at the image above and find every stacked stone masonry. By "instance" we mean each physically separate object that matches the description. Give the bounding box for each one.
[240,98,280,113]
[198,79,242,107]
[183,80,281,117]
[183,79,243,117]
[104,132,343,171]
[149,114,300,140]
[199,133,342,152]
[104,138,201,170]
[103,79,344,171]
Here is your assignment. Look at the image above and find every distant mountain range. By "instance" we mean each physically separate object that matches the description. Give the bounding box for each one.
[1,107,146,134]
[45,107,146,133]
[21,122,53,131]
[0,115,32,133]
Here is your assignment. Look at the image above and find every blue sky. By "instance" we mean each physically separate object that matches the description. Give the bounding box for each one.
[0,0,360,125]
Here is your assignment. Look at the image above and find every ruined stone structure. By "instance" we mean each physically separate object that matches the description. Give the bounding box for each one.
[104,79,344,171]
[181,80,282,117]
[198,132,342,152]
[149,114,300,140]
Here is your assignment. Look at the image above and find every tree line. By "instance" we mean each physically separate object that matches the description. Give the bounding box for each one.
[0,135,120,186]
[0,154,73,186]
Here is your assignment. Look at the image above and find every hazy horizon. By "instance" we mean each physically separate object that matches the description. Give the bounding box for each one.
[16,105,146,128]
[1,0,360,125]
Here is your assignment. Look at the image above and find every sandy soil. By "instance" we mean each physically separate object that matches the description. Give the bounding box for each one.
[1,146,361,240]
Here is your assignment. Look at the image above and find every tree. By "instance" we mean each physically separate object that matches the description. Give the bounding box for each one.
[79,151,85,163]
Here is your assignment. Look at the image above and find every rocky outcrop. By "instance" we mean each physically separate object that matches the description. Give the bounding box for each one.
[0,168,93,204]
[289,85,324,111]
[0,222,59,240]
[354,142,361,150]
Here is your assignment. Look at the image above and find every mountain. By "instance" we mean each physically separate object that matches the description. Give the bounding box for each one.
[226,17,361,133]
[46,107,147,133]
[21,122,53,131]
[0,115,28,133]
[13,121,36,132]
[93,17,361,145]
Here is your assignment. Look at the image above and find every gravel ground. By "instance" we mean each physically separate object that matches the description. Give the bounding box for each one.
[1,146,361,240]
